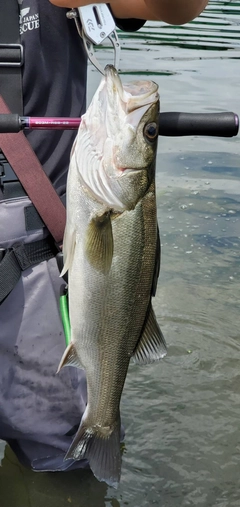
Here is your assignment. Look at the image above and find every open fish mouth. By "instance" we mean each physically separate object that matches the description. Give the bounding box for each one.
[82,65,159,141]
[74,66,160,210]
[104,64,159,114]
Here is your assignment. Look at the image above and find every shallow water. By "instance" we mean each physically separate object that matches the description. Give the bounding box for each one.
[1,1,240,505]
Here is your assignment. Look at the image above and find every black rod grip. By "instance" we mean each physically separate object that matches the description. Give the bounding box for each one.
[0,114,21,133]
[158,112,239,137]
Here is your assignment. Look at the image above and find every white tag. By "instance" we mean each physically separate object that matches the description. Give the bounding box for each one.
[78,4,116,45]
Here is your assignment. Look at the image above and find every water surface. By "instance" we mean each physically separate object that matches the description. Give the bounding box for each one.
[1,1,240,505]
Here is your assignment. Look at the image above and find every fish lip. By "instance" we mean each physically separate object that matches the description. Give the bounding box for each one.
[104,64,119,78]
[104,64,124,99]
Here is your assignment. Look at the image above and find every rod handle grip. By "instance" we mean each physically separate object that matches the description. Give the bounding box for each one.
[158,112,239,137]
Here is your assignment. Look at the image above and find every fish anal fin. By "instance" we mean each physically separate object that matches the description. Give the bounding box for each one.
[65,412,121,489]
[85,212,113,274]
[151,224,161,297]
[132,304,167,365]
[57,342,83,373]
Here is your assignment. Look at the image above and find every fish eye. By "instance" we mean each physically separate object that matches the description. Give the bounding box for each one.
[144,122,158,142]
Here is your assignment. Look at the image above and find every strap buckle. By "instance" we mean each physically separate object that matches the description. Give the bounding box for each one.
[0,43,24,67]
[0,152,18,189]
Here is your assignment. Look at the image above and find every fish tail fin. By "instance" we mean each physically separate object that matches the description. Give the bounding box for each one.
[65,413,121,488]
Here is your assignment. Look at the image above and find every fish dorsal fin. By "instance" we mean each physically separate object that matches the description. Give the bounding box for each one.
[132,304,167,365]
[85,212,113,274]
[57,342,83,373]
[61,225,76,276]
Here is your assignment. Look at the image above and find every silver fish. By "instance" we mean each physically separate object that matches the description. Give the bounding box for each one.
[59,65,167,488]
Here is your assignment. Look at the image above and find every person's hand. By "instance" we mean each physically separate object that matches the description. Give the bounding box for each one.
[49,0,209,25]
[49,0,107,7]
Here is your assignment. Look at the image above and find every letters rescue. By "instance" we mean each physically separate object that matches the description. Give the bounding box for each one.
[20,8,40,34]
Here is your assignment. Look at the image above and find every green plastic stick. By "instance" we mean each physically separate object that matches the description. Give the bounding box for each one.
[59,291,71,346]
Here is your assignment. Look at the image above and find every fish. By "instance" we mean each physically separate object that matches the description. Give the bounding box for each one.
[58,65,167,488]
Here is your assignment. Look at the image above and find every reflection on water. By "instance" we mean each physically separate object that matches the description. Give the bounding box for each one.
[0,446,111,507]
[1,1,240,506]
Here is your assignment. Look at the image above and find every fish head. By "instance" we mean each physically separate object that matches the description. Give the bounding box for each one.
[75,65,159,211]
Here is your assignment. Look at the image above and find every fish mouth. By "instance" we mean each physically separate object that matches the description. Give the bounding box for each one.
[104,65,159,113]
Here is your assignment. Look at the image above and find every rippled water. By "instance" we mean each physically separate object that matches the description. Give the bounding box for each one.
[1,2,240,506]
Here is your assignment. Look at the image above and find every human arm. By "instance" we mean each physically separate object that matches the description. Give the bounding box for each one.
[49,0,209,25]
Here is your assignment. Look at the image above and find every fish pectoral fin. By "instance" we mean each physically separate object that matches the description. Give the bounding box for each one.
[61,225,76,276]
[85,212,113,274]
[65,411,121,489]
[132,304,167,365]
[57,342,83,373]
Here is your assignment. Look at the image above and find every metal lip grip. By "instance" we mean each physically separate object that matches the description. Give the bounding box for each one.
[66,4,120,75]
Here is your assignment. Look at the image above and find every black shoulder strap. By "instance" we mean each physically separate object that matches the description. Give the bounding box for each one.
[0,0,23,114]
[0,2,66,246]
[0,96,66,245]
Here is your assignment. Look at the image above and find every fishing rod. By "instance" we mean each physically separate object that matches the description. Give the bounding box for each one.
[0,111,238,137]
